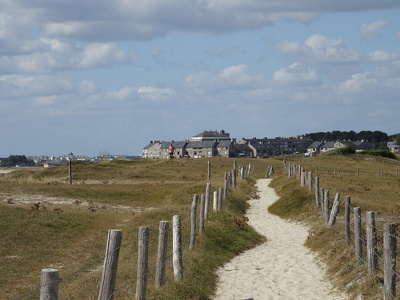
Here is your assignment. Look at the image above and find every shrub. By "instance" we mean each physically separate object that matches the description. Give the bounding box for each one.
[359,150,397,159]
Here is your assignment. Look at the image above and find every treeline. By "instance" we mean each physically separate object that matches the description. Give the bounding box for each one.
[303,130,398,149]
[0,155,35,167]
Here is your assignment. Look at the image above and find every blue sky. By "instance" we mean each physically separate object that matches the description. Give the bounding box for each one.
[1,1,399,156]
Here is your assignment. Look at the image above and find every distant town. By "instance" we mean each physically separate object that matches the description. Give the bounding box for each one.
[1,129,399,168]
[143,129,399,159]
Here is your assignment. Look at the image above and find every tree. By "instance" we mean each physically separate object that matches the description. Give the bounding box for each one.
[0,155,34,167]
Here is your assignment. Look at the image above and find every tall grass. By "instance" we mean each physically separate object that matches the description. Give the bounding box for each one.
[0,157,276,299]
[269,154,400,299]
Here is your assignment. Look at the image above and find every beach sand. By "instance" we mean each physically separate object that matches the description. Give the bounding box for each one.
[213,178,345,300]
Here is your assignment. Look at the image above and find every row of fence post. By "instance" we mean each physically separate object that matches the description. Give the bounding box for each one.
[38,160,254,300]
[283,160,398,300]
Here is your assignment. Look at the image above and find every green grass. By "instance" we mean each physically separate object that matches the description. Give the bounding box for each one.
[0,157,278,299]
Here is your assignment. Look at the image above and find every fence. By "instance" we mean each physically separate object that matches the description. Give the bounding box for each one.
[283,160,399,300]
[14,161,262,300]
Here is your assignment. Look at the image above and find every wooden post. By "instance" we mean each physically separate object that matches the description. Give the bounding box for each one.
[315,177,320,208]
[300,168,305,187]
[319,188,324,215]
[136,226,149,300]
[308,171,313,191]
[98,229,122,300]
[40,269,59,300]
[356,167,360,175]
[155,221,169,288]
[344,196,351,245]
[396,168,398,177]
[323,190,330,225]
[223,173,228,199]
[366,212,377,274]
[205,183,211,218]
[328,193,340,227]
[383,223,396,300]
[172,215,183,282]
[232,168,237,189]
[68,161,72,185]
[199,195,205,235]
[213,191,218,211]
[354,207,362,260]
[218,187,223,210]
[189,194,198,250]
[207,161,211,181]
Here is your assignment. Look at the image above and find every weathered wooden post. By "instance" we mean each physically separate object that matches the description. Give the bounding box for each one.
[356,167,360,176]
[40,269,59,300]
[98,229,122,300]
[189,195,198,250]
[328,193,340,227]
[323,190,330,225]
[383,223,396,300]
[155,221,169,288]
[315,177,320,208]
[199,195,205,235]
[354,207,363,260]
[344,196,351,245]
[232,168,237,189]
[207,161,211,181]
[172,215,183,281]
[136,226,149,300]
[366,212,377,274]
[319,188,324,216]
[307,171,313,191]
[218,187,223,210]
[68,161,72,185]
[223,173,228,199]
[205,183,211,218]
[300,168,305,187]
[213,191,218,211]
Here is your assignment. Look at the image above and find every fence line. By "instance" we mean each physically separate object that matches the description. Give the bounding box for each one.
[14,160,260,300]
[283,160,399,299]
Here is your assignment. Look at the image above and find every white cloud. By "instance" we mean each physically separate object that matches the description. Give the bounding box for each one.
[276,34,362,65]
[0,74,76,99]
[137,86,176,103]
[0,40,139,74]
[360,20,389,40]
[185,64,264,93]
[273,63,320,86]
[367,50,400,62]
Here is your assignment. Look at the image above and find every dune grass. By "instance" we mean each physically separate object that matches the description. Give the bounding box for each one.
[0,157,277,299]
[269,154,400,299]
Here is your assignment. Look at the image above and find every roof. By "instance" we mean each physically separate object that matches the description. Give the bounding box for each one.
[159,141,188,149]
[216,140,234,147]
[186,141,217,148]
[192,130,230,139]
[321,141,335,148]
[307,141,324,148]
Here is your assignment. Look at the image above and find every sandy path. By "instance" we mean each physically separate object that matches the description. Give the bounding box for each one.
[213,178,345,300]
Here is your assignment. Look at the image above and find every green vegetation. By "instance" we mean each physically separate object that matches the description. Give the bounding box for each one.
[2,154,399,299]
[270,154,400,299]
[0,157,274,299]
[0,155,35,167]
[358,150,397,159]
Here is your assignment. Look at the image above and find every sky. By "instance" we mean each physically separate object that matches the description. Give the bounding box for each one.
[1,1,400,157]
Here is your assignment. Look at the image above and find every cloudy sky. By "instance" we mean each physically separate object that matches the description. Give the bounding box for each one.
[1,1,400,157]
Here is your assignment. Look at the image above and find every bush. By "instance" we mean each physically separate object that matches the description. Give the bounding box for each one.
[359,150,397,159]
[326,146,355,156]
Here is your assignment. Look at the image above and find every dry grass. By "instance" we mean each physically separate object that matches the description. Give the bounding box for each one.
[270,154,400,299]
[0,157,278,300]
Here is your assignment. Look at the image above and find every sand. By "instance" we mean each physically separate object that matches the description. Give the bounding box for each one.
[213,178,345,300]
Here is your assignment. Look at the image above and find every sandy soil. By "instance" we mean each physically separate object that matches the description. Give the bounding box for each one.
[213,178,345,300]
